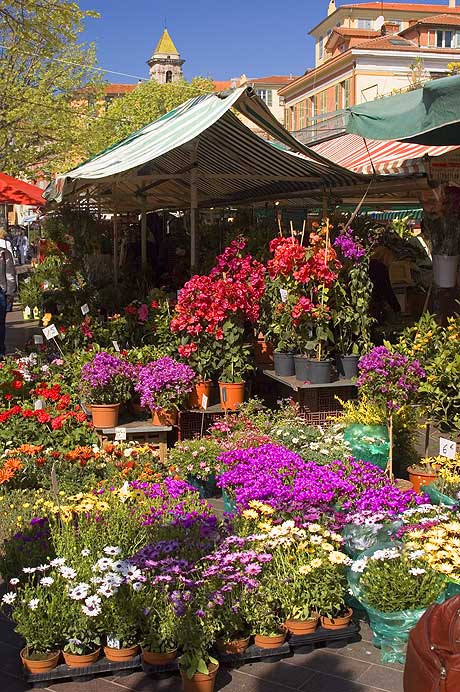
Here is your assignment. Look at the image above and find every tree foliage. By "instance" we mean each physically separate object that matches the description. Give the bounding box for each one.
[0,0,102,177]
[84,77,215,158]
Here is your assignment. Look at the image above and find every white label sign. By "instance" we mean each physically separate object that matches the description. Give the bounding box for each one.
[24,306,31,316]
[34,400,43,411]
[279,288,288,303]
[106,634,121,649]
[42,324,59,340]
[201,394,208,410]
[439,437,457,460]
[112,340,120,352]
[114,427,127,441]
[81,303,89,315]
[33,335,44,345]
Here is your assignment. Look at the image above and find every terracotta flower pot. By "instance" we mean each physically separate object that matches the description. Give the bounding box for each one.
[218,381,245,411]
[151,408,177,426]
[189,381,212,410]
[103,644,139,661]
[321,608,353,630]
[407,466,437,494]
[20,647,60,674]
[142,648,178,665]
[215,636,250,655]
[284,614,319,635]
[254,632,286,649]
[254,339,274,365]
[63,648,101,668]
[180,662,219,692]
[91,403,120,428]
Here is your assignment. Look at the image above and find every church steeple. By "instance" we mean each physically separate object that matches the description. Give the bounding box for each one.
[147,28,184,83]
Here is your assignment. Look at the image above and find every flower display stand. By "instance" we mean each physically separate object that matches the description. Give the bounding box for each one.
[24,652,142,686]
[99,420,172,463]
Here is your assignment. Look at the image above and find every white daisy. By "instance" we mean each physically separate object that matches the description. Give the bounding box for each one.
[39,577,54,587]
[28,598,39,610]
[2,592,16,605]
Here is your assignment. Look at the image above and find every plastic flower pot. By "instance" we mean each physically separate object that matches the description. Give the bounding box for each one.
[90,403,120,428]
[254,339,274,365]
[189,381,212,410]
[63,648,101,668]
[343,424,389,471]
[103,644,139,662]
[308,359,332,384]
[321,608,353,630]
[20,648,60,674]
[187,474,217,499]
[254,632,286,649]
[215,636,250,655]
[284,614,319,635]
[432,254,459,288]
[180,662,219,692]
[151,408,177,426]
[273,352,295,377]
[218,382,245,411]
[407,466,437,494]
[336,355,359,380]
[142,648,178,665]
[222,489,237,514]
[425,482,457,507]
[294,354,311,382]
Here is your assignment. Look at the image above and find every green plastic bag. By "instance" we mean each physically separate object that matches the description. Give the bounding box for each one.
[342,520,402,559]
[343,424,389,471]
[425,482,457,507]
[348,543,444,664]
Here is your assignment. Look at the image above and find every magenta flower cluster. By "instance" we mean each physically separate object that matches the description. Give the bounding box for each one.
[357,346,425,411]
[134,356,195,410]
[333,229,365,263]
[81,352,134,388]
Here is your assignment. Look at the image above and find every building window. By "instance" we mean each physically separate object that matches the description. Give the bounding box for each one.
[335,83,341,111]
[357,18,373,29]
[435,30,454,48]
[165,70,173,83]
[319,90,327,114]
[341,79,351,108]
[256,89,273,106]
[298,100,307,129]
[318,36,324,59]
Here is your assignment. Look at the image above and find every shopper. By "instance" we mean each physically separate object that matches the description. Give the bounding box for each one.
[18,230,29,265]
[0,247,17,357]
[0,228,13,255]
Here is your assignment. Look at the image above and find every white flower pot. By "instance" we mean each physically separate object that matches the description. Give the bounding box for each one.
[432,254,459,288]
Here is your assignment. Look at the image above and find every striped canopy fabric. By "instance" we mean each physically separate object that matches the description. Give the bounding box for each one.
[310,134,458,176]
[44,87,363,212]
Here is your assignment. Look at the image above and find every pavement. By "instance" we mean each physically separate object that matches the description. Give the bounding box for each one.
[0,612,404,692]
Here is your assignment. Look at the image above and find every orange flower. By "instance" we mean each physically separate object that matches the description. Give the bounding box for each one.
[16,444,44,455]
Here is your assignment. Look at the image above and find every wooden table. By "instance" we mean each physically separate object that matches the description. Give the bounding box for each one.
[98,421,172,463]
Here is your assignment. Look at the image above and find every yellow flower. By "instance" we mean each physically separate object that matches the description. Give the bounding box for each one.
[329,551,349,565]
[322,542,334,552]
[308,524,322,533]
[438,563,454,574]
[310,558,323,569]
[242,509,259,520]
[299,565,312,575]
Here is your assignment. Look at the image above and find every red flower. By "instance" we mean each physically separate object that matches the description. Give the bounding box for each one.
[51,416,63,430]
[150,300,159,309]
[22,409,35,418]
[36,410,51,424]
[12,380,23,390]
[4,394,12,401]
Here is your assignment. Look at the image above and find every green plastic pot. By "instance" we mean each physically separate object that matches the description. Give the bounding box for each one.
[343,424,389,471]
[424,482,457,507]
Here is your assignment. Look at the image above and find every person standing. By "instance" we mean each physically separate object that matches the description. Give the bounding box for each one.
[0,247,17,357]
[19,231,29,265]
[0,228,13,255]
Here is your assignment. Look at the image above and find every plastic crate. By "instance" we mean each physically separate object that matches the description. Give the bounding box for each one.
[178,410,226,440]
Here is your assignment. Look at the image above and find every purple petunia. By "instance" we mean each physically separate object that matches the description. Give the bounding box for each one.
[134,356,195,410]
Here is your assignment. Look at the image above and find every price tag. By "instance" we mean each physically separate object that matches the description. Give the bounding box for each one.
[114,427,127,441]
[81,303,89,315]
[439,437,457,459]
[33,335,44,345]
[176,289,181,300]
[279,288,288,303]
[221,387,227,403]
[106,634,121,649]
[112,340,120,352]
[24,306,31,316]
[201,394,208,410]
[42,324,59,340]
[34,400,43,411]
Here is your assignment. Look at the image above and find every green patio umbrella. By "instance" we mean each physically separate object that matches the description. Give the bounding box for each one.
[347,75,460,145]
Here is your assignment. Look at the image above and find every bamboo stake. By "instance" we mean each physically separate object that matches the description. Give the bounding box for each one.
[290,220,295,242]
[300,219,306,246]
[317,218,330,362]
[277,217,283,237]
[387,412,394,480]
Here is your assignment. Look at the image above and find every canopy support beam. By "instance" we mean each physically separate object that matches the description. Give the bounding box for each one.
[190,147,198,269]
[113,213,119,284]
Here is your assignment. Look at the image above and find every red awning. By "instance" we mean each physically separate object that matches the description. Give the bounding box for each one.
[0,173,45,206]
[310,134,458,176]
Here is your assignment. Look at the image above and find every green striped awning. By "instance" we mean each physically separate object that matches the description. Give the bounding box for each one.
[367,208,423,221]
[44,87,363,212]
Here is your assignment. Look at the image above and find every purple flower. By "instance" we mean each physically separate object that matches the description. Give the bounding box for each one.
[135,356,195,410]
[334,229,365,263]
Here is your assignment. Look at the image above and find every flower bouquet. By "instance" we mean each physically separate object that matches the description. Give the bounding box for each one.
[135,356,195,425]
[169,437,222,497]
[81,352,135,428]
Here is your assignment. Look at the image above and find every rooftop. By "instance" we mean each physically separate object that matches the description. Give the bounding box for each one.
[153,28,179,55]
[342,2,460,12]
[104,84,137,95]
[401,12,460,27]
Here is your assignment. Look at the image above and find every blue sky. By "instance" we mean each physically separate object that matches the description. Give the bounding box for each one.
[79,0,451,83]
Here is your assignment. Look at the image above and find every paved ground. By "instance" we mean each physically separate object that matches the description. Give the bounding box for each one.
[0,612,404,692]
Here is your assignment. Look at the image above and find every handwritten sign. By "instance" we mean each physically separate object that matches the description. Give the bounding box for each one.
[81,303,89,315]
[112,341,120,352]
[42,324,59,340]
[279,288,288,303]
[201,394,208,410]
[114,427,127,441]
[439,437,457,460]
[34,400,43,411]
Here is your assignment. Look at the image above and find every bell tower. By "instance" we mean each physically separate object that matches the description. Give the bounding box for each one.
[147,28,184,83]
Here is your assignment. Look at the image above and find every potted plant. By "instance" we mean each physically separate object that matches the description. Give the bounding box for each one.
[1,572,62,673]
[135,356,195,425]
[178,334,218,410]
[138,590,178,666]
[426,455,460,506]
[340,397,390,471]
[407,457,438,494]
[349,543,446,663]
[81,351,134,428]
[101,575,142,662]
[356,346,425,479]
[169,437,222,498]
[421,186,460,288]
[217,320,252,411]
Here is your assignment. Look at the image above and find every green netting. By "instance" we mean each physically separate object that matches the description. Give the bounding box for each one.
[342,521,402,559]
[187,474,217,499]
[343,424,389,470]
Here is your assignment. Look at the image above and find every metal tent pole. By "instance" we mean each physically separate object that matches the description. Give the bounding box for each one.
[190,148,198,269]
[113,213,119,284]
[141,210,147,268]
